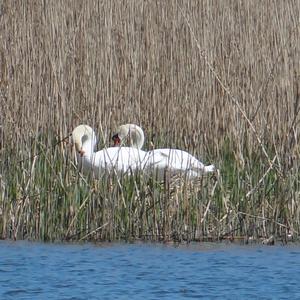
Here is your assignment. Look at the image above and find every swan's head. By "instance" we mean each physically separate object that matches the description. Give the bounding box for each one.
[72,125,95,156]
[112,124,145,149]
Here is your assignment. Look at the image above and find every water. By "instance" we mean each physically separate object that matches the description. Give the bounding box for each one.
[0,241,300,299]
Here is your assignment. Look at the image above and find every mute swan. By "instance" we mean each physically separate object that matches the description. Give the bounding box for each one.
[72,125,148,178]
[112,124,216,179]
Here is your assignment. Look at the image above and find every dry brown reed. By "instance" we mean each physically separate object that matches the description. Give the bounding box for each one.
[0,1,299,243]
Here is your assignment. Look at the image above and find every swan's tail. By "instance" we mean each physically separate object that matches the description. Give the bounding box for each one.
[203,164,216,173]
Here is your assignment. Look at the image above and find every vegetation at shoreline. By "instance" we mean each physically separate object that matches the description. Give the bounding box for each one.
[0,1,299,243]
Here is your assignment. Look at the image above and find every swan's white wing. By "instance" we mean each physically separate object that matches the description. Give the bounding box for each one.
[92,147,147,175]
[144,148,215,180]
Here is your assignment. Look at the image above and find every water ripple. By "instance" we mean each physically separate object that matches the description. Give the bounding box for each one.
[0,241,300,299]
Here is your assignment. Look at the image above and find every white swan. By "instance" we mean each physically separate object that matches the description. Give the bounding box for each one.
[72,125,148,178]
[112,124,216,179]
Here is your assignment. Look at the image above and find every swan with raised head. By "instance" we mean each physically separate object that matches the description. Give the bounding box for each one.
[112,124,216,179]
[72,124,147,178]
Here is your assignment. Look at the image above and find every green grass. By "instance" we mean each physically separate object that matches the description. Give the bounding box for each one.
[1,135,298,243]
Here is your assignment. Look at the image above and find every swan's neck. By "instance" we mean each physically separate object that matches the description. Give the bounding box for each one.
[129,127,144,150]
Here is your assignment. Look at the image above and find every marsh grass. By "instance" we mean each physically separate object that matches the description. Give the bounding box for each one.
[0,1,299,243]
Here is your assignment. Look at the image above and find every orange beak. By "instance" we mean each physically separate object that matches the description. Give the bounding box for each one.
[112,134,121,146]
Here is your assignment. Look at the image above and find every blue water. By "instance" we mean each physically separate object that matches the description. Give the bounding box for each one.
[0,241,300,299]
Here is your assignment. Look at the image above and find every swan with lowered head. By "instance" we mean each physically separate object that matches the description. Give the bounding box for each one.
[112,123,145,150]
[112,124,216,179]
[72,124,147,178]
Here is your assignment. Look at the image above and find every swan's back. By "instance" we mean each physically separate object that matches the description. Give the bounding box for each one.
[144,148,215,179]
[90,147,148,176]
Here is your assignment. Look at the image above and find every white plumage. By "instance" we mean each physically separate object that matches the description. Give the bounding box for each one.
[112,124,216,180]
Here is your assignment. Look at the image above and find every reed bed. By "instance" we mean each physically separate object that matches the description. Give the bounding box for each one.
[0,1,299,243]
